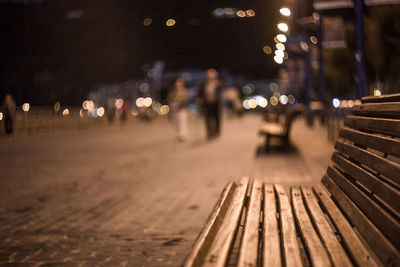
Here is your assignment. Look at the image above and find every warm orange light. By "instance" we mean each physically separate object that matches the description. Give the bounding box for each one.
[236,10,246,18]
[245,9,255,17]
[166,19,176,27]
[263,46,272,54]
[143,18,152,26]
[277,23,288,32]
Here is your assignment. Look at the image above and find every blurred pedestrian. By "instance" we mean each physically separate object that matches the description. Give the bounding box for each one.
[106,98,116,123]
[198,69,222,140]
[3,94,16,136]
[168,78,188,142]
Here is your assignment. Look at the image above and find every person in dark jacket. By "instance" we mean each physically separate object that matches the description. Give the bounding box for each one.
[3,94,16,136]
[197,69,222,140]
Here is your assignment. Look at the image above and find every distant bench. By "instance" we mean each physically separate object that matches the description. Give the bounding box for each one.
[184,94,400,267]
[259,107,302,151]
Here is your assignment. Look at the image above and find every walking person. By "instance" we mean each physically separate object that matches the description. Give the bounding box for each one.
[168,78,189,142]
[198,69,222,140]
[3,94,16,136]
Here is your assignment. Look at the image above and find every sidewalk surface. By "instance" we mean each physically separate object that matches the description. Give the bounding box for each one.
[0,114,333,266]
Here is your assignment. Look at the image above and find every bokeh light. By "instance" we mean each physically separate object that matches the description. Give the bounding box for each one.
[166,19,176,26]
[160,105,170,115]
[332,98,340,108]
[22,103,30,112]
[143,18,152,26]
[143,97,152,107]
[277,23,288,32]
[276,34,287,43]
[276,43,285,51]
[279,7,291,16]
[136,97,144,108]
[245,9,255,17]
[263,46,272,54]
[236,10,245,18]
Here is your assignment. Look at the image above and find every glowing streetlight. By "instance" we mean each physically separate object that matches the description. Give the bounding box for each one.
[277,23,288,32]
[275,50,284,58]
[276,43,285,51]
[274,56,283,64]
[276,34,287,43]
[166,19,176,27]
[279,7,291,17]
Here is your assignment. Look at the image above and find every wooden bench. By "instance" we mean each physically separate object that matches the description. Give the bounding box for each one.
[259,107,302,151]
[184,94,400,267]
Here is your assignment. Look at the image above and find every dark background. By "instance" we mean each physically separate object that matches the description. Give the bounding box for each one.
[1,0,314,105]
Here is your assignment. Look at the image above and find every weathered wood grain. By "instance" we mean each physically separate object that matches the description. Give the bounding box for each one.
[203,177,249,267]
[313,183,379,267]
[339,127,400,157]
[183,182,237,267]
[321,176,400,266]
[238,179,262,267]
[344,115,400,137]
[335,140,400,185]
[275,184,302,267]
[291,186,331,267]
[362,93,400,103]
[301,186,352,267]
[332,152,400,212]
[263,184,282,267]
[351,102,400,118]
[327,165,400,247]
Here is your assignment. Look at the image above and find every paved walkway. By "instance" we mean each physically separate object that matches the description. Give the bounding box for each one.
[0,114,333,266]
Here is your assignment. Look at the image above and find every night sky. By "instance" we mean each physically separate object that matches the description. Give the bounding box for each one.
[0,0,312,104]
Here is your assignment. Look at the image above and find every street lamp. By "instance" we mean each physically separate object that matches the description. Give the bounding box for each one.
[277,34,287,43]
[277,22,289,32]
[279,7,291,17]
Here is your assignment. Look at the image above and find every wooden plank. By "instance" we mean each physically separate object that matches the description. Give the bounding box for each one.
[301,186,352,267]
[362,93,400,103]
[183,182,237,267]
[327,165,400,248]
[351,102,400,118]
[291,186,331,267]
[335,140,400,185]
[203,177,250,267]
[263,184,282,267]
[339,126,400,157]
[321,176,400,266]
[332,152,400,212]
[274,184,303,267]
[344,115,400,137]
[238,179,262,267]
[313,183,380,267]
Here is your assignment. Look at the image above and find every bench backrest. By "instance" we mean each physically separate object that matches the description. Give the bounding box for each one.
[322,93,400,265]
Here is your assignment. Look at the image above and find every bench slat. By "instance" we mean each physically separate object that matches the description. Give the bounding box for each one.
[275,184,302,267]
[322,175,400,266]
[362,93,400,103]
[344,115,400,137]
[335,140,400,185]
[238,179,262,267]
[183,182,237,267]
[291,187,331,267]
[301,187,352,267]
[313,183,380,267]
[327,165,400,247]
[332,152,400,212]
[339,127,400,157]
[263,184,282,267]
[351,102,400,118]
[203,177,249,267]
